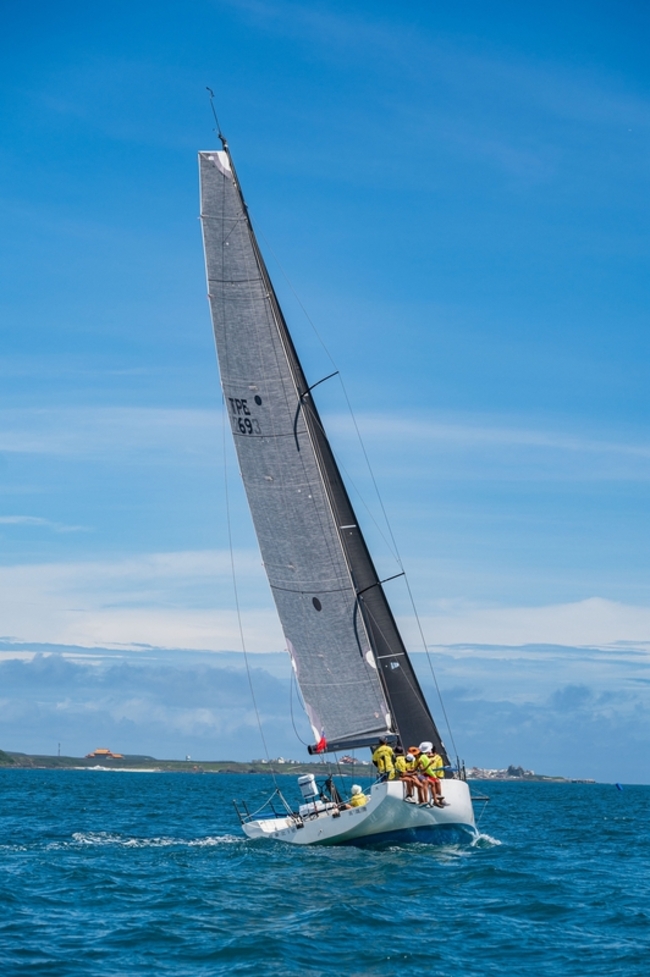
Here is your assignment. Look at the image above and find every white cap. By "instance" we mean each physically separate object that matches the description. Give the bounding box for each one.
[418,741,433,753]
[351,784,362,795]
[406,753,415,761]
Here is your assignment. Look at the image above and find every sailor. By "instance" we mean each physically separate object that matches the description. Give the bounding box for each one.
[393,745,407,775]
[372,737,395,781]
[417,741,446,808]
[395,746,422,804]
[340,784,368,809]
[407,746,430,805]
[429,747,445,781]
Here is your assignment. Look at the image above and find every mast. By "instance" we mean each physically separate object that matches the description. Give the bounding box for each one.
[199,141,448,763]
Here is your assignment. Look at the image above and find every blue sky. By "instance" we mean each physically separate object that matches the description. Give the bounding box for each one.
[1,1,649,779]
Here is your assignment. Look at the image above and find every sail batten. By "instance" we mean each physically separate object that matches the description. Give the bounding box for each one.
[199,146,448,761]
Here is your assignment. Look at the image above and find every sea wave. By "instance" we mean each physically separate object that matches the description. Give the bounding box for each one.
[1,773,649,976]
[59,831,244,849]
[472,831,502,847]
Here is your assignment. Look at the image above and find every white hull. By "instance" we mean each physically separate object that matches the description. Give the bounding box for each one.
[242,779,477,846]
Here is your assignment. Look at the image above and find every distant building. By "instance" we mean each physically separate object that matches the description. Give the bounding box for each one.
[85,748,124,760]
[466,765,535,780]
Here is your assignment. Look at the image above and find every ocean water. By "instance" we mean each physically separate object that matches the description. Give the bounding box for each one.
[0,770,648,976]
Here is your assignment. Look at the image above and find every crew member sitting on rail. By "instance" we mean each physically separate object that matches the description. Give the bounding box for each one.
[372,737,395,781]
[417,741,447,808]
[395,746,423,804]
[429,747,445,781]
[407,746,430,804]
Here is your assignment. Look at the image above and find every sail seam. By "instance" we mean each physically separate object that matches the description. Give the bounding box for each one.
[269,584,353,595]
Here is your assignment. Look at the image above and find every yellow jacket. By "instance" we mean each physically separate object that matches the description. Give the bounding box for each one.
[349,793,367,807]
[372,744,395,778]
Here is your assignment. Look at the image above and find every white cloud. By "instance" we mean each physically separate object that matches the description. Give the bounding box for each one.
[3,405,649,484]
[0,649,300,760]
[0,550,284,653]
[0,637,647,777]
[0,515,88,533]
[324,411,650,489]
[1,547,649,653]
[330,411,650,461]
[0,407,220,461]
[402,597,650,648]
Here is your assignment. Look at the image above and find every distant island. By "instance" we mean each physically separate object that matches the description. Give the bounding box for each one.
[466,764,595,783]
[0,749,593,782]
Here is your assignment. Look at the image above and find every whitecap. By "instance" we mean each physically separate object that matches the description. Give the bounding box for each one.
[471,831,502,848]
[66,831,242,849]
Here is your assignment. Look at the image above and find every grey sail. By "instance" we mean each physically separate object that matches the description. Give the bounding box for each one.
[199,143,448,762]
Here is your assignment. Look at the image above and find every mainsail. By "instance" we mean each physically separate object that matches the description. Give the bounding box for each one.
[199,142,448,761]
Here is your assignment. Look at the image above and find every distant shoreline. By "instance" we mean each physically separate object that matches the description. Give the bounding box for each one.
[0,750,594,782]
[2,750,372,776]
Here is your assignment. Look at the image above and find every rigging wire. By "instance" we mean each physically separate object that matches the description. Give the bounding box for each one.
[252,218,338,371]
[302,402,402,563]
[289,669,311,747]
[253,212,460,757]
[206,87,224,140]
[332,751,346,793]
[238,182,461,768]
[253,218,402,562]
[291,672,352,797]
[336,375,403,565]
[221,395,278,786]
[401,573,460,761]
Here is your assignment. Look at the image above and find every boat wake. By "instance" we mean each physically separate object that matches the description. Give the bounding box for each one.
[418,832,501,861]
[57,831,243,849]
[471,831,502,848]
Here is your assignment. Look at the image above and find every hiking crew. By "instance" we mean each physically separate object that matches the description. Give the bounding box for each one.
[417,741,447,808]
[370,738,449,808]
[398,747,428,804]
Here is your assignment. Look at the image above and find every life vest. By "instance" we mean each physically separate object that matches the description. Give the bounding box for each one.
[417,753,436,778]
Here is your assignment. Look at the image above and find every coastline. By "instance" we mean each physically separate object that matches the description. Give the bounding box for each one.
[0,750,593,782]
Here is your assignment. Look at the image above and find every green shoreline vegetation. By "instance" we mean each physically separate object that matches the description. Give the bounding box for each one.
[0,750,592,782]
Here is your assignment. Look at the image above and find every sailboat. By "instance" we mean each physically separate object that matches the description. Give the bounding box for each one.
[199,136,477,846]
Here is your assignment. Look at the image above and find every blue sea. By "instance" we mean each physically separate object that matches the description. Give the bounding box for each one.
[1,770,648,976]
